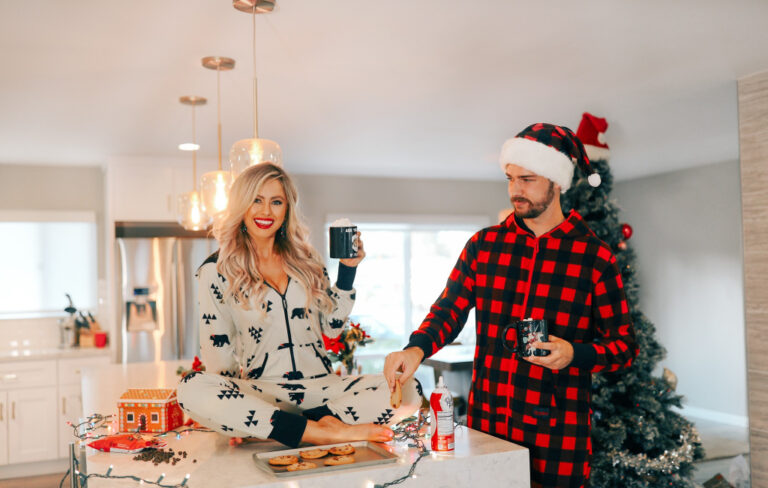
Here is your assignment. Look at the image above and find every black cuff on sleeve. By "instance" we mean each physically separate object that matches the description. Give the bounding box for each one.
[570,342,597,370]
[267,410,308,448]
[404,333,434,362]
[335,263,357,291]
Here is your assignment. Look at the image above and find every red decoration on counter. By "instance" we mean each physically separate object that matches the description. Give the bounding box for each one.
[87,433,166,453]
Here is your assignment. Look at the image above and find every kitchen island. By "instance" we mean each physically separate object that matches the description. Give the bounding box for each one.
[79,361,530,487]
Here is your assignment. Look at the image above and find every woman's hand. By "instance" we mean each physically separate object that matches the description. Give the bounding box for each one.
[339,232,365,267]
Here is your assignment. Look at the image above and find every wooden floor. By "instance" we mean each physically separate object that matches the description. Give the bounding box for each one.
[0,472,66,488]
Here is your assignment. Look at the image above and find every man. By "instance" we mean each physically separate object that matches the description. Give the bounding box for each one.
[383,123,638,488]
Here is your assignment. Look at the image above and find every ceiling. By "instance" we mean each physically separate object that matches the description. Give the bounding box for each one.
[1,0,767,182]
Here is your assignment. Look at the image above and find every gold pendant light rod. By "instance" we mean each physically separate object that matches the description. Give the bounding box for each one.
[202,57,235,171]
[217,66,222,170]
[252,6,259,139]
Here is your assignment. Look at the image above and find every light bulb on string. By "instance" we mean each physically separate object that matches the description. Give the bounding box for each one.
[177,95,212,231]
[200,56,235,218]
[229,0,282,178]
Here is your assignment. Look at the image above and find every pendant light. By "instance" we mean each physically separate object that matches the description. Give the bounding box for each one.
[229,0,282,178]
[177,96,212,231]
[200,56,236,217]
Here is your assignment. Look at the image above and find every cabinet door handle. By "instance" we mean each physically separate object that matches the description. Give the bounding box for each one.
[63,397,67,415]
[11,402,14,420]
[0,402,3,421]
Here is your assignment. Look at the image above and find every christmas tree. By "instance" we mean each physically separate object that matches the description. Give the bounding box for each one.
[560,113,706,487]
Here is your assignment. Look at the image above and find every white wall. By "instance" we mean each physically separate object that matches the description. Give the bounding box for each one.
[614,160,747,423]
[292,173,509,252]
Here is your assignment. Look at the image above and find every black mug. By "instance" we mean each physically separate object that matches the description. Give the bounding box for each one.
[502,318,550,357]
[329,226,359,259]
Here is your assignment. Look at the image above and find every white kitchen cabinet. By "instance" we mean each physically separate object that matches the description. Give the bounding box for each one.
[0,391,7,466]
[0,360,58,465]
[8,387,58,464]
[57,356,110,458]
[108,159,194,222]
[58,383,83,459]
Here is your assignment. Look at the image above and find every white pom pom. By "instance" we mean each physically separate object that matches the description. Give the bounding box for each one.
[597,132,606,144]
[588,173,601,187]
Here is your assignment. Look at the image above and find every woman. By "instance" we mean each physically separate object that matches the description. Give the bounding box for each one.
[177,163,422,448]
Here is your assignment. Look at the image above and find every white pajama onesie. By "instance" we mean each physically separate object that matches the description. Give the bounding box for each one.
[177,253,423,447]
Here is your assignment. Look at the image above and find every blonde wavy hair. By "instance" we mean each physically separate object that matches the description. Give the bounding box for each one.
[213,163,334,317]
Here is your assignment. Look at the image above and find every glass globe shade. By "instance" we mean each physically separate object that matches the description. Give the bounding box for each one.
[229,138,282,178]
[200,170,233,216]
[177,190,212,231]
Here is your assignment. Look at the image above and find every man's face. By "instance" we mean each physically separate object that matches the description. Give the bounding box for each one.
[505,164,557,219]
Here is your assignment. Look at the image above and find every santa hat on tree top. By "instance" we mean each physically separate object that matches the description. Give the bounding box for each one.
[576,112,610,162]
[499,122,601,192]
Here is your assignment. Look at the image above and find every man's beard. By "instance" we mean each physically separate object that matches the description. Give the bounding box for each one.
[511,181,556,219]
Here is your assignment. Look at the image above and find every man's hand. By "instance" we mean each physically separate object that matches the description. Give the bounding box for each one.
[383,347,424,392]
[526,335,574,370]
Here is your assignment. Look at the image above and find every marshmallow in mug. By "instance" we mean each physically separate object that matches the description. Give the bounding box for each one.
[329,218,358,258]
[330,218,354,228]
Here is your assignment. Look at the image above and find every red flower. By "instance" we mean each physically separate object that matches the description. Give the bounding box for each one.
[192,356,203,372]
[322,334,344,354]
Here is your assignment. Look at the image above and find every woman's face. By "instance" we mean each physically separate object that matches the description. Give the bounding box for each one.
[243,178,288,240]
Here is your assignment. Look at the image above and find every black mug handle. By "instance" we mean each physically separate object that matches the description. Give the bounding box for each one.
[502,322,519,354]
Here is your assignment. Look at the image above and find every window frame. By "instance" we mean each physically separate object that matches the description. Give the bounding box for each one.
[325,213,490,360]
[0,210,97,318]
[126,412,135,423]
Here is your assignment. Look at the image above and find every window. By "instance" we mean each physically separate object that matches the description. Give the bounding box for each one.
[0,211,97,317]
[326,215,488,359]
[151,412,159,423]
[127,413,134,423]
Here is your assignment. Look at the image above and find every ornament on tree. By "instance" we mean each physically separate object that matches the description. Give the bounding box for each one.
[663,367,678,391]
[617,241,627,251]
[621,223,633,240]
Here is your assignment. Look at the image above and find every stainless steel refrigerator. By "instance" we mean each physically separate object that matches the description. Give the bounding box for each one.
[115,223,217,363]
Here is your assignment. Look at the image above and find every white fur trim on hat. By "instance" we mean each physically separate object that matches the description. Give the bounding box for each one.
[583,143,610,162]
[499,137,574,192]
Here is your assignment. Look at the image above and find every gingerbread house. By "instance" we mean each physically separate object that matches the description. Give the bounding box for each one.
[118,388,183,433]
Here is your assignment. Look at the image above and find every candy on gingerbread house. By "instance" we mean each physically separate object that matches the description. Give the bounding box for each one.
[117,388,183,433]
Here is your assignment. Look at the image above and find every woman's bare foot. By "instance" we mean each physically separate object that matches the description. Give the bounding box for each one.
[302,415,393,445]
[228,436,264,447]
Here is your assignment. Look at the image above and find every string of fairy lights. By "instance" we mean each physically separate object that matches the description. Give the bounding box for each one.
[60,413,214,488]
[373,414,432,488]
[61,412,438,488]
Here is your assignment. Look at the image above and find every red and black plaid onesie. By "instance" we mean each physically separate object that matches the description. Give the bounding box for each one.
[406,210,637,488]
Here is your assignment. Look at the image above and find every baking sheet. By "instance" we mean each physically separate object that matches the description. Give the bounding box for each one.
[253,440,399,477]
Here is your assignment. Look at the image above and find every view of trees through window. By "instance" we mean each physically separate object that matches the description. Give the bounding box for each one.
[326,219,487,365]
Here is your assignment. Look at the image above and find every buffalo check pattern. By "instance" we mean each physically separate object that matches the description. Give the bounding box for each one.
[407,210,637,488]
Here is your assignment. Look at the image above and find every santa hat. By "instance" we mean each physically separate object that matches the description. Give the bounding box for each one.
[576,112,610,161]
[499,122,601,192]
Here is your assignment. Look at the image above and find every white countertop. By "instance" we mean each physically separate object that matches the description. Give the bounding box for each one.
[0,346,111,363]
[78,361,530,488]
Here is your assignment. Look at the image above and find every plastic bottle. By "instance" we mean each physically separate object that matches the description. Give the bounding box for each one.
[429,375,455,452]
